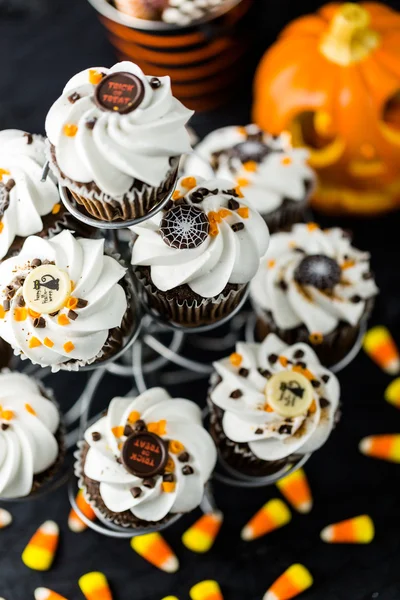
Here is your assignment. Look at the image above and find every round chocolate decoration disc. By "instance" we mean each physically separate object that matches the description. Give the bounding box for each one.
[160,204,209,249]
[265,371,314,418]
[23,265,71,315]
[94,72,145,114]
[121,432,168,477]
[294,254,342,290]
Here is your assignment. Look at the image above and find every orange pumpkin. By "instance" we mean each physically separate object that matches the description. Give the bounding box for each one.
[253,2,400,216]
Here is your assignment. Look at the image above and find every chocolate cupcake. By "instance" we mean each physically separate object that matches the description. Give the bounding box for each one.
[75,387,217,529]
[208,334,340,478]
[0,338,12,369]
[250,223,379,366]
[185,125,315,232]
[0,371,64,499]
[45,61,193,223]
[131,175,269,327]
[0,230,134,372]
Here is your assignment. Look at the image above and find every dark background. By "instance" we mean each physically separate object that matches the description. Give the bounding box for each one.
[2,1,400,599]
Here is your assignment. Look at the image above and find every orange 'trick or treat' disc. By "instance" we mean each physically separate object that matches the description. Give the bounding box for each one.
[190,580,224,600]
[263,564,313,600]
[320,515,375,544]
[182,511,223,553]
[276,468,313,514]
[68,490,96,533]
[363,326,400,375]
[359,434,400,463]
[34,588,68,600]
[21,521,59,571]
[0,508,12,529]
[79,572,113,600]
[131,532,179,573]
[241,499,291,541]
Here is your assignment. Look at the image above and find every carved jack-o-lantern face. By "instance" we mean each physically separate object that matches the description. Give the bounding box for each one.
[253,3,400,215]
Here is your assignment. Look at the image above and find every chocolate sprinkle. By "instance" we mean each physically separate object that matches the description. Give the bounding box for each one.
[31,258,42,268]
[362,272,374,280]
[294,254,342,290]
[163,473,174,482]
[16,296,25,307]
[92,432,101,441]
[24,133,33,144]
[182,465,194,476]
[76,299,88,309]
[225,188,239,197]
[232,222,245,232]
[143,478,156,489]
[130,487,142,498]
[278,280,288,291]
[68,92,81,103]
[33,316,46,329]
[239,368,249,378]
[1,423,9,431]
[228,198,240,210]
[230,389,243,399]
[85,118,97,130]
[133,419,147,432]
[321,374,330,383]
[351,295,362,303]
[49,311,59,317]
[178,451,190,463]
[255,428,263,435]
[296,361,307,369]
[5,179,15,191]
[311,380,321,388]
[150,77,161,89]
[258,368,272,379]
[161,204,209,250]
[279,424,292,435]
[123,424,133,437]
[68,309,78,321]
[293,349,305,359]
[320,398,330,408]
[2,300,10,312]
[268,353,278,364]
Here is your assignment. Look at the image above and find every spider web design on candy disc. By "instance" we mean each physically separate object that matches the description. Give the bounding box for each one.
[160,204,210,249]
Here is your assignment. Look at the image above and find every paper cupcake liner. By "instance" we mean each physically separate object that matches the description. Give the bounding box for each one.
[47,142,179,222]
[74,441,177,530]
[262,177,315,234]
[134,267,247,327]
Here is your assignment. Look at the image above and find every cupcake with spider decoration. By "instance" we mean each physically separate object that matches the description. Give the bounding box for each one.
[45,61,193,223]
[250,223,378,366]
[75,387,217,528]
[0,230,135,372]
[184,125,315,232]
[208,334,340,478]
[131,175,269,327]
[0,371,65,499]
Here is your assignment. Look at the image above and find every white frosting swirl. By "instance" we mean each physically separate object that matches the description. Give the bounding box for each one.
[250,224,378,335]
[0,130,60,260]
[0,231,127,371]
[45,62,193,198]
[0,372,60,499]
[210,334,340,461]
[82,388,217,521]
[131,176,269,297]
[184,125,315,215]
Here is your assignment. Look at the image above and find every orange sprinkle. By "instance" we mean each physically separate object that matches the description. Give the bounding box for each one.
[2,410,14,421]
[14,308,28,322]
[230,352,243,367]
[209,224,219,237]
[63,124,78,137]
[57,314,70,326]
[279,356,289,367]
[237,206,249,219]
[243,161,257,172]
[209,210,222,223]
[264,404,273,412]
[268,259,276,268]
[29,337,42,349]
[44,337,54,348]
[342,259,355,270]
[309,400,317,414]
[118,442,123,450]
[0,222,4,234]
[181,177,197,189]
[292,364,315,381]
[218,208,231,219]
[237,126,247,135]
[89,69,103,85]
[28,309,41,319]
[281,155,293,166]
[52,203,61,215]
[25,404,36,416]
[165,457,175,472]
[309,332,324,345]
[128,410,140,424]
[112,426,124,438]
[235,186,244,198]
[172,190,182,201]
[63,341,75,353]
[0,168,10,181]
[148,420,167,436]
[169,440,185,454]
[237,178,249,187]
[0,306,5,319]
[70,281,75,293]
[162,482,176,493]
[307,222,319,231]
[65,297,78,310]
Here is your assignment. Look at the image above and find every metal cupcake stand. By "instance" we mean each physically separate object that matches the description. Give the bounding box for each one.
[6,171,365,539]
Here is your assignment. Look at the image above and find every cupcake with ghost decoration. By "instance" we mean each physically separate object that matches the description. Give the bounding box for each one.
[185,125,315,232]
[208,334,340,477]
[45,61,193,223]
[75,387,217,528]
[250,223,378,366]
[0,230,134,372]
[0,371,64,499]
[131,175,269,327]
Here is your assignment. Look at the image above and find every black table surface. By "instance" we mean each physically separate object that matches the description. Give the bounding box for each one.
[2,1,400,598]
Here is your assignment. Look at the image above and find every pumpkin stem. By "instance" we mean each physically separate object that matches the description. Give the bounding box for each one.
[320,3,380,66]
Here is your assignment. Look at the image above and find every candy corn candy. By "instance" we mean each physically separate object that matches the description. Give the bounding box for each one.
[263,564,313,600]
[0,508,12,529]
[190,580,223,600]
[241,499,291,541]
[68,490,96,532]
[320,515,374,544]
[79,572,112,600]
[131,532,179,573]
[384,379,400,409]
[363,326,400,375]
[161,597,179,600]
[21,521,59,571]
[276,468,313,514]
[359,434,400,463]
[34,588,68,600]
[182,511,223,553]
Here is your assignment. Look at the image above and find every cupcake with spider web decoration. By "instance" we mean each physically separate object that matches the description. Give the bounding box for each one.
[131,175,269,327]
[184,125,315,232]
[250,223,378,366]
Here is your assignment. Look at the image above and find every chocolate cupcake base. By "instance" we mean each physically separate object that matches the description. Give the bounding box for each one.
[263,196,310,234]
[75,441,177,530]
[134,266,247,327]
[0,338,12,369]
[30,425,66,496]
